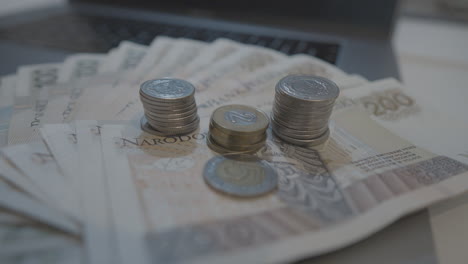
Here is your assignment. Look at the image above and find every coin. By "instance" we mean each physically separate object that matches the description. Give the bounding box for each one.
[140,78,199,136]
[273,128,330,147]
[203,154,278,197]
[206,135,258,155]
[276,75,339,103]
[140,78,195,102]
[209,124,267,145]
[272,75,338,147]
[211,134,266,151]
[140,116,167,136]
[211,104,269,136]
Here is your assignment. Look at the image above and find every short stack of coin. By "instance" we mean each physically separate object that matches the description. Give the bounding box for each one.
[271,75,339,147]
[140,78,199,136]
[207,105,269,154]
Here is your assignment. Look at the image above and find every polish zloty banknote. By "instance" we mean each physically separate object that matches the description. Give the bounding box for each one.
[98,41,147,73]
[97,92,468,264]
[43,44,147,125]
[129,36,175,81]
[340,78,468,264]
[7,63,61,145]
[0,209,80,256]
[0,179,79,235]
[0,75,16,147]
[0,222,82,264]
[57,53,106,83]
[186,45,287,92]
[174,38,243,78]
[0,156,59,211]
[340,78,468,164]
[41,122,118,264]
[1,142,81,221]
[74,120,119,264]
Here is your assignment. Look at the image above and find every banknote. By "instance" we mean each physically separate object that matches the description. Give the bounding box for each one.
[40,124,79,188]
[187,45,286,92]
[97,92,468,264]
[129,36,175,81]
[141,38,206,80]
[0,75,16,147]
[0,226,82,264]
[7,63,61,145]
[1,142,81,221]
[174,38,243,78]
[340,78,468,264]
[0,209,79,256]
[57,53,106,83]
[0,179,79,235]
[0,156,59,211]
[99,41,147,73]
[75,120,119,264]
[340,78,468,164]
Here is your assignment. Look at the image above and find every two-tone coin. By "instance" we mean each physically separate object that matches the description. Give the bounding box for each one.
[272,75,339,147]
[140,78,199,136]
[203,154,278,197]
[208,105,269,154]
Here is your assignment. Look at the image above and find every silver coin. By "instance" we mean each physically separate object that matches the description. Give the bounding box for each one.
[271,123,328,140]
[206,135,255,155]
[144,107,198,120]
[276,75,340,102]
[273,128,330,147]
[142,116,199,136]
[140,94,195,107]
[145,110,198,124]
[140,78,195,101]
[274,96,336,110]
[272,114,329,130]
[271,118,328,135]
[272,105,333,121]
[274,99,335,114]
[142,102,197,114]
[203,154,278,197]
[148,116,200,133]
[140,116,169,136]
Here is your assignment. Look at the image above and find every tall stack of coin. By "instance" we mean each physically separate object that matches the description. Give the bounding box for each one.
[207,105,269,154]
[140,78,199,136]
[271,75,339,147]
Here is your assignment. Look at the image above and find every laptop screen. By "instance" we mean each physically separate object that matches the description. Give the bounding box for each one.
[77,0,398,37]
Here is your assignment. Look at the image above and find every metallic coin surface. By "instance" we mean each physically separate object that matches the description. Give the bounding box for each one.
[276,75,339,102]
[273,128,330,147]
[211,105,269,135]
[140,78,195,101]
[209,124,267,145]
[203,154,278,197]
[211,134,266,151]
[140,116,168,136]
[148,116,200,132]
[206,135,257,155]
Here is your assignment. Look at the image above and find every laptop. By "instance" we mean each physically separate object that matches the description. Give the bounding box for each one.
[0,1,436,264]
[0,0,400,79]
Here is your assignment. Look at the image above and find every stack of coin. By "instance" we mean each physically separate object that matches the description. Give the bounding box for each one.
[271,75,339,147]
[140,78,199,136]
[207,105,269,154]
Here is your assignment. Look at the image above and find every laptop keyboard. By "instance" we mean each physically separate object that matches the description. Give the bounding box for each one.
[0,14,340,64]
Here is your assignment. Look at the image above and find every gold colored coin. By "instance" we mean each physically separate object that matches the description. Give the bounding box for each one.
[211,104,269,136]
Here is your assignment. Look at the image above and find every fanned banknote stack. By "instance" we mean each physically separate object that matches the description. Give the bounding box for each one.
[1,36,468,264]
